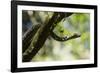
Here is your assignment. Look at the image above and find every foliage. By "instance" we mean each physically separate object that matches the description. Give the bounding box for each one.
[22,10,90,62]
[27,12,91,61]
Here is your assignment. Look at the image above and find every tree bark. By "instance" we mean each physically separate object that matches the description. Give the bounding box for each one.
[22,12,73,62]
[23,12,59,62]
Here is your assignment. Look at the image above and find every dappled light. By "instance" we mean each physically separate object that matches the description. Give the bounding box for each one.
[22,11,90,62]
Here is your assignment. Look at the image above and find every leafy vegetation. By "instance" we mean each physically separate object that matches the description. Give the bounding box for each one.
[22,11,90,62]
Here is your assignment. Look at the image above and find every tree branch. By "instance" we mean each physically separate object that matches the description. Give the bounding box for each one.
[51,32,81,42]
[22,12,74,62]
[23,12,59,62]
[22,25,40,53]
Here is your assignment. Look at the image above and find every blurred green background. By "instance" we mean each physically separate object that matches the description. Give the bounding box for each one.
[31,13,90,62]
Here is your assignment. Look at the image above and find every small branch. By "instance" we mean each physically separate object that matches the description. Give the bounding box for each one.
[67,34,81,41]
[51,31,81,42]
